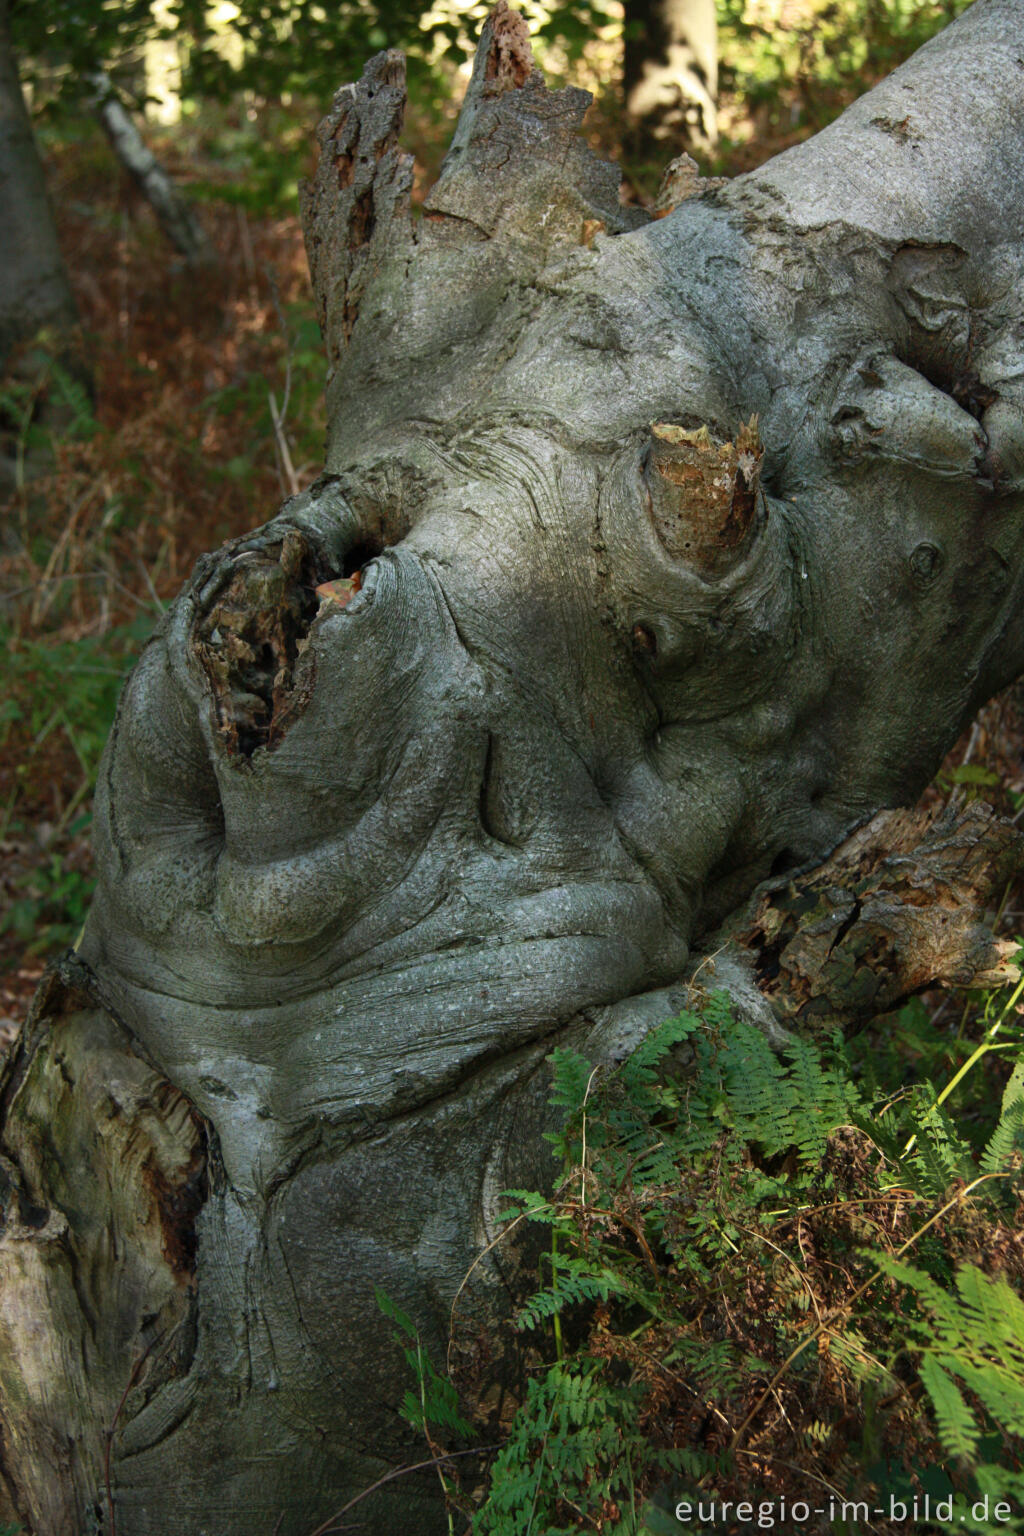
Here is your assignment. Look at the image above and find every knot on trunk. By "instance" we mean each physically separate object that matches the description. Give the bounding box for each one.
[645,416,763,577]
[194,530,330,760]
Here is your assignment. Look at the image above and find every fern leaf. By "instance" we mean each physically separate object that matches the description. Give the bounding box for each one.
[869,1252,966,1344]
[951,1358,1024,1437]
[621,1011,700,1092]
[953,1265,1024,1365]
[1001,1054,1024,1113]
[547,1047,596,1113]
[374,1286,418,1340]
[722,1020,797,1154]
[981,1092,1024,1175]
[919,1353,980,1458]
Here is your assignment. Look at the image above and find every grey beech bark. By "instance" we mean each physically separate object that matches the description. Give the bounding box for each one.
[0,0,85,502]
[1,2,1023,1532]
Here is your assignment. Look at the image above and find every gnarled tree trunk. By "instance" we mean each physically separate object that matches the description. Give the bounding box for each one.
[1,2,1023,1531]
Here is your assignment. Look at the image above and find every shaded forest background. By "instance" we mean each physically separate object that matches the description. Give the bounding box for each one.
[0,0,1012,1030]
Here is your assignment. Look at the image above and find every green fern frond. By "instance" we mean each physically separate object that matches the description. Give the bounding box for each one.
[952,1266,1024,1365]
[950,1358,1024,1438]
[981,1091,1024,1175]
[620,1011,701,1093]
[547,1047,596,1113]
[918,1353,980,1459]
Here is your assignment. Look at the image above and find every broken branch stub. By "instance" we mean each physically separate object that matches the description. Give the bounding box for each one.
[645,416,764,577]
[427,0,644,249]
[300,49,413,375]
[194,529,329,758]
[302,2,648,462]
[715,802,1024,1035]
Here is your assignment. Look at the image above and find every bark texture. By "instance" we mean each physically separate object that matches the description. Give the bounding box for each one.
[0,0,86,503]
[2,3,1024,1532]
[707,801,1024,1040]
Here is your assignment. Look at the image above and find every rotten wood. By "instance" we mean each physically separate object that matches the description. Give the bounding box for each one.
[713,801,1023,1035]
[646,416,763,575]
[299,49,414,372]
[0,955,207,1535]
[194,528,329,758]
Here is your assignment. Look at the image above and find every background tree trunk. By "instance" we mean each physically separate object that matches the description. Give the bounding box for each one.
[1,2,1023,1532]
[0,0,86,503]
[89,70,216,268]
[0,0,78,370]
[623,0,718,157]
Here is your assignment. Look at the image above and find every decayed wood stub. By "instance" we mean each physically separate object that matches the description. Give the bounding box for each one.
[713,802,1023,1035]
[300,0,647,459]
[0,956,207,1535]
[300,48,413,375]
[425,0,643,247]
[646,416,764,576]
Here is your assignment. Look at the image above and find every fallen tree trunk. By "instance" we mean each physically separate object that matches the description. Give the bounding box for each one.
[1,2,1023,1531]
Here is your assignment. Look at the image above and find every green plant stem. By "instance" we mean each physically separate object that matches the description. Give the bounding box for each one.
[415,1341,456,1536]
[904,969,1024,1157]
[524,1401,558,1536]
[550,1229,564,1362]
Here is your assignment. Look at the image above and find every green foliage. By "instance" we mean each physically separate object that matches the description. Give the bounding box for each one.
[0,353,96,492]
[376,1288,474,1442]
[716,0,973,143]
[434,973,1024,1531]
[474,1360,675,1536]
[10,0,617,133]
[1,617,151,950]
[876,1257,1024,1450]
[201,299,324,478]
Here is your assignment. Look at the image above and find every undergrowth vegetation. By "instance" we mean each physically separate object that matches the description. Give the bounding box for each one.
[0,165,325,992]
[380,975,1024,1535]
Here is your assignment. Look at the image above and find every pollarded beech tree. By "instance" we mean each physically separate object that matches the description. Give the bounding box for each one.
[1,3,1023,1532]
